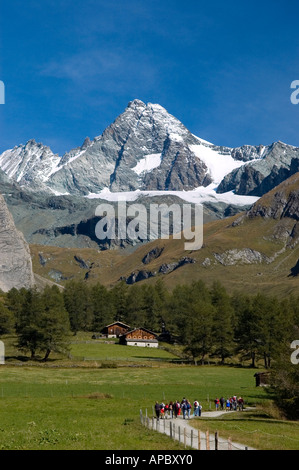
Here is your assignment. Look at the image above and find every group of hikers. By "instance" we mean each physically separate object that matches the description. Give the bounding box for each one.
[215,396,244,412]
[154,398,202,420]
[154,395,244,420]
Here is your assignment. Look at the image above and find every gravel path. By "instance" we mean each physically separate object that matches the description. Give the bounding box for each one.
[141,408,256,451]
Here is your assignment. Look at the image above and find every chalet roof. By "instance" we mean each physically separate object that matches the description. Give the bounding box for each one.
[104,321,131,329]
[121,327,158,338]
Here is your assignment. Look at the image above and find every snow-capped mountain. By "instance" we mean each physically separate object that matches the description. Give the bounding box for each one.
[0,139,61,188]
[1,99,298,207]
[45,99,217,195]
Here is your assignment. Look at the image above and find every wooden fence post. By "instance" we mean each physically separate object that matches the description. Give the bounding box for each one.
[206,430,210,450]
[191,429,193,448]
[215,431,218,450]
[198,429,201,450]
[228,436,232,450]
[184,427,186,448]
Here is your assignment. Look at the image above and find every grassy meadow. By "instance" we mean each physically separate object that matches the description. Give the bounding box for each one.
[0,333,298,450]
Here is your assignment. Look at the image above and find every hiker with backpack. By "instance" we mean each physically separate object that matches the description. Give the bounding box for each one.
[186,400,192,419]
[174,400,180,418]
[193,399,199,416]
[181,401,187,419]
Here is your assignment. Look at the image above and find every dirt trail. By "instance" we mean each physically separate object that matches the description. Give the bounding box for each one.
[142,408,256,450]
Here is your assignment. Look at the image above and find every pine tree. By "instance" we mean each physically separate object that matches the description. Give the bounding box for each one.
[234,294,260,367]
[183,299,215,365]
[40,286,71,361]
[16,288,45,359]
[0,299,14,335]
[6,287,27,330]
[15,286,71,361]
[210,281,234,364]
[63,281,92,334]
[125,285,146,328]
[110,281,128,323]
[142,285,161,332]
[91,283,115,331]
[166,283,192,339]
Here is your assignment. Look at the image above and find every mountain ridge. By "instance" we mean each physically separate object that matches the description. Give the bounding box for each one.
[1,99,299,255]
[0,99,276,199]
[29,172,299,296]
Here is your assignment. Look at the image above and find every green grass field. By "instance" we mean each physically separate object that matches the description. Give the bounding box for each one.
[0,334,298,450]
[69,337,178,363]
[192,410,299,451]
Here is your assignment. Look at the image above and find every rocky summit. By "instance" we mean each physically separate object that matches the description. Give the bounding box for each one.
[1,100,299,203]
[0,99,274,197]
[0,192,35,292]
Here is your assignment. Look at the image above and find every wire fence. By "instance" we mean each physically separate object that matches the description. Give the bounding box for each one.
[140,409,252,451]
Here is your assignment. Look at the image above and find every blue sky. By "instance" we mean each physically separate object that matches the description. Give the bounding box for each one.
[1,0,299,155]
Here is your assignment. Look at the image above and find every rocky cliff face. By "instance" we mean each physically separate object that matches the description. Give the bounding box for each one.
[247,172,299,220]
[0,192,34,292]
[217,142,299,196]
[232,172,299,249]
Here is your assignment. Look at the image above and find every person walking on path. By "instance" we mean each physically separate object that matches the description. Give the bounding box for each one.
[174,400,180,418]
[181,400,187,419]
[193,399,199,417]
[155,401,160,420]
[187,400,192,419]
[169,401,174,419]
[238,396,244,411]
[220,397,225,410]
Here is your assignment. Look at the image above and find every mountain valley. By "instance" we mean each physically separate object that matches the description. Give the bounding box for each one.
[1,99,299,294]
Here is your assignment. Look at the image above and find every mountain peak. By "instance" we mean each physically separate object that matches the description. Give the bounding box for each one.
[81,137,92,150]
[126,99,168,116]
[127,98,146,109]
[2,100,299,200]
[0,139,60,185]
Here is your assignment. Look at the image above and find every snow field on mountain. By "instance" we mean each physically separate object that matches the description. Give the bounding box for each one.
[189,144,246,184]
[86,186,259,206]
[132,153,162,175]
